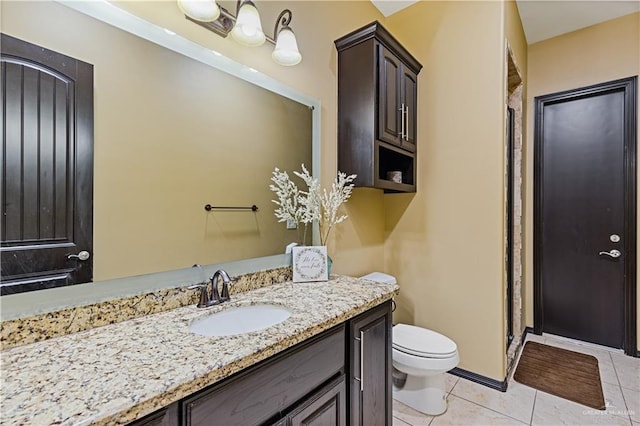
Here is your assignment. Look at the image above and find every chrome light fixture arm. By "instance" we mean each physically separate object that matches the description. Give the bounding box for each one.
[273,9,293,46]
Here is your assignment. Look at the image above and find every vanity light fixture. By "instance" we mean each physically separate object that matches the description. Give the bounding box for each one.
[178,0,302,66]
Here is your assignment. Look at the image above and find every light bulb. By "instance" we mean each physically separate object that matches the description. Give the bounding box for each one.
[177,0,220,22]
[272,27,301,66]
[231,1,265,47]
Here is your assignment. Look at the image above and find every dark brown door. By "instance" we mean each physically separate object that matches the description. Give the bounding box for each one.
[377,45,401,147]
[1,33,94,295]
[534,77,637,352]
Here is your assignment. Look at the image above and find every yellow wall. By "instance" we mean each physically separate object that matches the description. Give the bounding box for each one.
[525,12,640,350]
[383,1,510,380]
[504,0,528,78]
[1,0,312,280]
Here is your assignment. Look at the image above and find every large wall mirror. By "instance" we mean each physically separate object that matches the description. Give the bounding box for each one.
[0,0,320,318]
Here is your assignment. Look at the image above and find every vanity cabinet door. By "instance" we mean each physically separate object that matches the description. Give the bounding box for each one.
[128,403,179,426]
[349,301,392,426]
[284,376,346,426]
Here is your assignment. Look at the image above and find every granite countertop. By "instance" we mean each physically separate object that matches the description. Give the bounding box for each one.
[0,275,398,425]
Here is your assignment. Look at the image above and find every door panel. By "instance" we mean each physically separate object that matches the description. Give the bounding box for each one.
[288,376,346,426]
[1,33,93,295]
[401,66,417,152]
[377,45,401,147]
[536,80,635,349]
[349,302,391,426]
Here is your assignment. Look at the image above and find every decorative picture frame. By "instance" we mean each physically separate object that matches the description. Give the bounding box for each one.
[292,246,329,283]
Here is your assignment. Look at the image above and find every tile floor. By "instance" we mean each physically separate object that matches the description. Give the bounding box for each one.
[393,333,640,425]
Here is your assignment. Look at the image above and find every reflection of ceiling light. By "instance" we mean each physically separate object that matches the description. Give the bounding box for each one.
[164,28,177,36]
[177,0,220,22]
[177,0,302,66]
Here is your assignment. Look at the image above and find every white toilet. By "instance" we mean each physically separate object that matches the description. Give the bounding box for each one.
[360,272,460,416]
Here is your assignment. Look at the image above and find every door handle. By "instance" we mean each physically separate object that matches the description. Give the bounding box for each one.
[399,103,406,140]
[354,330,364,391]
[405,105,409,141]
[67,250,91,261]
[599,249,621,258]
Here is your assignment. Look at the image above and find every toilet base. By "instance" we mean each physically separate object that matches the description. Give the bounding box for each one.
[392,372,448,415]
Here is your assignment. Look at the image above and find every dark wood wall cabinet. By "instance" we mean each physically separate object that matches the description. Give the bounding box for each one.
[127,301,392,426]
[335,22,423,193]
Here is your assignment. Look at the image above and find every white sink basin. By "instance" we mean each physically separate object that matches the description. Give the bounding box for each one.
[189,304,291,337]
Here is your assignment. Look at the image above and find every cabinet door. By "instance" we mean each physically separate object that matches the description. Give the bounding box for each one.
[401,65,418,152]
[127,404,179,426]
[377,45,402,147]
[286,376,346,426]
[349,302,392,426]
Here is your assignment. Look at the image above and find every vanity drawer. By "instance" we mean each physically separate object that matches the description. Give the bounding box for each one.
[182,324,345,426]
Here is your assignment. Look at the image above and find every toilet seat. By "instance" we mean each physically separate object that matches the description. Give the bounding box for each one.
[393,324,458,359]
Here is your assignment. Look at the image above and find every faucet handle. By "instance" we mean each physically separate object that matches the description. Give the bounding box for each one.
[188,284,211,308]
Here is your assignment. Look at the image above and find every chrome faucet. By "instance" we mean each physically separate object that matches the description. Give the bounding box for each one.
[211,269,233,302]
[188,267,234,308]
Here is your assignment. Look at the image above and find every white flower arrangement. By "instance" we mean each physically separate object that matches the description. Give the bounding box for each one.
[270,164,356,246]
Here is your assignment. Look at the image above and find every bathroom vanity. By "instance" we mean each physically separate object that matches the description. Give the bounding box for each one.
[133,302,391,426]
[0,275,397,425]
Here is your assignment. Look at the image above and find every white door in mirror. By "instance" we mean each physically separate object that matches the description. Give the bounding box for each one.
[189,304,291,337]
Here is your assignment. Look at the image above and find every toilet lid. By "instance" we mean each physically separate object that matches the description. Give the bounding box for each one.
[393,323,458,358]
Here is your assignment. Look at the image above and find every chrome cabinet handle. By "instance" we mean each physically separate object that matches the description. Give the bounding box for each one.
[599,249,621,258]
[67,250,90,261]
[398,103,405,140]
[405,105,410,141]
[354,331,364,391]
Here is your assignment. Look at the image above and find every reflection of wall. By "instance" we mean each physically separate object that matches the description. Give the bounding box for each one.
[525,12,640,351]
[2,1,311,280]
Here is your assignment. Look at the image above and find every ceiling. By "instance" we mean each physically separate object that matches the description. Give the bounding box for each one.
[370,0,640,44]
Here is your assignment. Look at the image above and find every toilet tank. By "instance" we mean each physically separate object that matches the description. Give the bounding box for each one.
[360,272,397,285]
